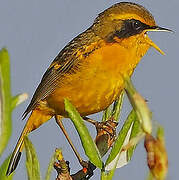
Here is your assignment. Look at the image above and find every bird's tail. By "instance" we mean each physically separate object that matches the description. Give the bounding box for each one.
[6,108,53,176]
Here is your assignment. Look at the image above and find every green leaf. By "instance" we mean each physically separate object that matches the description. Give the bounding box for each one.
[0,48,28,156]
[102,91,124,123]
[101,170,115,180]
[127,116,141,161]
[0,155,14,180]
[111,91,124,122]
[105,110,136,166]
[102,106,111,122]
[0,48,12,156]
[24,136,41,180]
[11,93,28,110]
[124,75,152,134]
[101,151,120,180]
[45,151,56,180]
[64,99,103,169]
[156,125,165,145]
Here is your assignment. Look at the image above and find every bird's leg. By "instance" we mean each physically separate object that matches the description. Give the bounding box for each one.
[55,115,88,168]
[83,116,98,126]
[83,116,118,137]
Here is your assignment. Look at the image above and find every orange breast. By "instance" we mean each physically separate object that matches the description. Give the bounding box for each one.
[47,40,149,116]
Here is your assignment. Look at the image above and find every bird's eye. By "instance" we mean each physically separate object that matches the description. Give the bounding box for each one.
[131,20,141,31]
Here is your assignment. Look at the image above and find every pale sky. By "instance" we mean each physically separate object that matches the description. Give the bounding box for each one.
[0,0,178,179]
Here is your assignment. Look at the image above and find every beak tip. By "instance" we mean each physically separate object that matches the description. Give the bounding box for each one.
[155,26,173,33]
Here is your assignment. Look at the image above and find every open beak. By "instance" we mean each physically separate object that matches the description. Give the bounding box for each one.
[144,26,173,55]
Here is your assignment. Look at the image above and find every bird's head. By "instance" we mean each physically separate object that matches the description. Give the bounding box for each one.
[92,2,172,55]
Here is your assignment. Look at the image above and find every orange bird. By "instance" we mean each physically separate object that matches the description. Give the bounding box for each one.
[7,2,171,175]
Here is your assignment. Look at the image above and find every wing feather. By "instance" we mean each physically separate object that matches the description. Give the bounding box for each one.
[23,57,77,118]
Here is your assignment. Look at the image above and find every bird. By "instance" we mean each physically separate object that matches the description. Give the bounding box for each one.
[6,2,171,176]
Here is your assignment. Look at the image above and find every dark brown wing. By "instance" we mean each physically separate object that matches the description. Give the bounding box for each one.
[23,54,78,119]
[23,28,99,118]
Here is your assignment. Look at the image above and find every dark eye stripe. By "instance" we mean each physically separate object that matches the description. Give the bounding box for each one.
[118,19,150,38]
[107,19,150,42]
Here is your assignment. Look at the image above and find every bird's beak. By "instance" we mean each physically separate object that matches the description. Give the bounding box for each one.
[146,26,173,33]
[144,26,173,55]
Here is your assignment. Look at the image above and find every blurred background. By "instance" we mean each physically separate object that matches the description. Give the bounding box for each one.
[0,0,178,179]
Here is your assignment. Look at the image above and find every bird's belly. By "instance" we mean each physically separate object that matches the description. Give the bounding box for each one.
[47,70,123,116]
